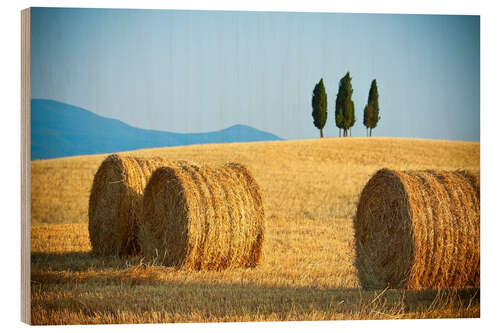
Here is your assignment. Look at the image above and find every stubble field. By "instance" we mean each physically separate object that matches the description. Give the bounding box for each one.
[30,137,480,324]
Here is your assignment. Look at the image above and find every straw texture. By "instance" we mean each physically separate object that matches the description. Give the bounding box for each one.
[88,154,188,256]
[354,169,480,290]
[139,162,265,270]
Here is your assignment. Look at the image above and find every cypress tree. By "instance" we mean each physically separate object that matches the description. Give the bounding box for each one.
[335,77,346,136]
[347,100,355,136]
[335,110,344,137]
[364,79,380,136]
[335,72,355,137]
[363,104,372,137]
[311,78,328,138]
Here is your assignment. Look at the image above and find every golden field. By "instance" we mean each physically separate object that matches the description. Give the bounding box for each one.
[30,137,480,324]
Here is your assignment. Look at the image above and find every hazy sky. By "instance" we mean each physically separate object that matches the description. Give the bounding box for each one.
[30,8,480,141]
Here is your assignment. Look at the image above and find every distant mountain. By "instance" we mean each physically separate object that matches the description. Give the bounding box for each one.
[30,99,281,160]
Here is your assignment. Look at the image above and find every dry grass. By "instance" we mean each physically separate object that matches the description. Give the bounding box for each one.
[32,137,480,225]
[30,137,480,324]
[139,163,264,270]
[354,169,480,290]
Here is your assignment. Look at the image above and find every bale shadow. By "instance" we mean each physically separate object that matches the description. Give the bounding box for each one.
[30,266,480,324]
[31,251,143,272]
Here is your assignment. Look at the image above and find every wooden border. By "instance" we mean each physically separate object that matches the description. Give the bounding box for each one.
[21,7,31,325]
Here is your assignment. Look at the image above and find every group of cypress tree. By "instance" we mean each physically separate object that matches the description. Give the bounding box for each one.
[311,72,380,138]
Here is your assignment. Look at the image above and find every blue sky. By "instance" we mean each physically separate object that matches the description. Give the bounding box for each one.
[30,8,480,141]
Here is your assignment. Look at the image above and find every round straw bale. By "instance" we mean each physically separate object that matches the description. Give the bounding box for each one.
[88,154,190,256]
[138,162,265,270]
[354,169,480,290]
[457,170,480,198]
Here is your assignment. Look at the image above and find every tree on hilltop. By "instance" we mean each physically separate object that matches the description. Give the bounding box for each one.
[363,104,371,136]
[363,79,380,136]
[335,109,344,137]
[335,72,355,137]
[312,78,328,138]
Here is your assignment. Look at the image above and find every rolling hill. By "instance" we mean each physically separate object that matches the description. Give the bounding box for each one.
[30,99,281,160]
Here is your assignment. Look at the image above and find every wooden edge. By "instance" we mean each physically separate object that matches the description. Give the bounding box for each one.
[21,7,31,325]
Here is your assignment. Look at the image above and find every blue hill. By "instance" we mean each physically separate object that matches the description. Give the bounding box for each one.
[30,99,281,160]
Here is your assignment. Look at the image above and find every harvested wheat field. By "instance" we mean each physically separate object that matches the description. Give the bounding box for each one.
[30,137,480,324]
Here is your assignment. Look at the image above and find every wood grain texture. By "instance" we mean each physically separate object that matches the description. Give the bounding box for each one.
[21,7,31,325]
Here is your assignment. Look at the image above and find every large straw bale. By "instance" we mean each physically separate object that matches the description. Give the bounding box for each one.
[457,170,480,198]
[138,162,265,270]
[88,154,189,256]
[354,169,480,290]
